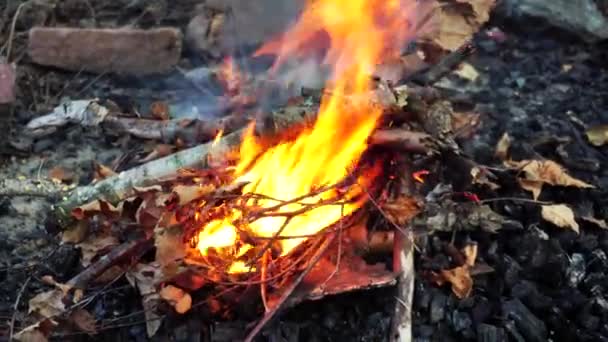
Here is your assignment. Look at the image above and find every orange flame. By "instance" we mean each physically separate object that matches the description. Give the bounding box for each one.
[195,0,420,272]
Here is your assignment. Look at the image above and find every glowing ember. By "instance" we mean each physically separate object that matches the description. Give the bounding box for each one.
[195,0,421,272]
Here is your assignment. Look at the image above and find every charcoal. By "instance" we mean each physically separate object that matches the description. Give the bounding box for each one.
[502,299,547,342]
[511,280,552,311]
[429,292,447,323]
[503,321,526,342]
[590,249,608,270]
[566,253,587,287]
[581,272,605,295]
[476,324,508,342]
[471,297,493,324]
[450,311,474,338]
[500,255,522,288]
[576,233,599,253]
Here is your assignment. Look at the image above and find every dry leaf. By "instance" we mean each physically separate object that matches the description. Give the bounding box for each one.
[0,62,16,104]
[155,226,186,266]
[126,263,163,337]
[380,196,422,226]
[436,243,477,298]
[93,162,117,181]
[421,0,495,51]
[456,0,495,22]
[508,160,594,200]
[581,216,608,229]
[172,183,216,205]
[470,166,500,190]
[159,285,192,314]
[150,101,170,120]
[69,309,97,334]
[541,204,580,234]
[28,289,65,319]
[48,166,74,182]
[61,221,89,244]
[454,62,479,81]
[14,328,48,342]
[452,111,481,138]
[440,266,473,298]
[71,200,120,220]
[494,132,511,160]
[585,125,608,146]
[77,235,120,267]
[463,244,477,267]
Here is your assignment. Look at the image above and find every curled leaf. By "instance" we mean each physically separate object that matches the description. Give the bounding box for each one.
[494,132,511,160]
[28,289,65,319]
[541,204,580,234]
[508,159,594,199]
[585,125,608,146]
[440,266,473,298]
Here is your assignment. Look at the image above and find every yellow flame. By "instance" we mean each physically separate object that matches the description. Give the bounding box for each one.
[195,0,419,272]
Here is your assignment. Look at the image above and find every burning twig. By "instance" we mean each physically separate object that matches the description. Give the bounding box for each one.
[243,233,336,342]
[407,42,476,86]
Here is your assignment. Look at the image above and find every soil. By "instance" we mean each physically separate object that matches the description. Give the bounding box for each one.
[1,2,608,342]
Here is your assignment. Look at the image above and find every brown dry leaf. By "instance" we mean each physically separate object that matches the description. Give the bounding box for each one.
[28,289,65,319]
[381,196,422,226]
[456,0,495,23]
[452,111,481,138]
[155,226,186,267]
[160,285,192,314]
[48,166,74,182]
[585,125,608,146]
[508,160,594,200]
[69,309,97,334]
[541,204,580,234]
[421,0,495,51]
[77,235,120,267]
[440,266,473,298]
[71,200,120,220]
[126,263,163,337]
[172,183,216,205]
[150,101,170,120]
[494,132,511,160]
[93,162,117,181]
[61,221,89,244]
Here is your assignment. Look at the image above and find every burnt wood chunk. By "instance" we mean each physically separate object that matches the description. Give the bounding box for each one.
[28,27,182,75]
[502,299,547,342]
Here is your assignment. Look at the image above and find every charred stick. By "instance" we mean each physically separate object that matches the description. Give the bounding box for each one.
[67,238,153,290]
[102,114,250,144]
[369,129,433,153]
[406,42,476,86]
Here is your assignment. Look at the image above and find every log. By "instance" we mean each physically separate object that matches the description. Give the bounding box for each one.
[28,27,182,75]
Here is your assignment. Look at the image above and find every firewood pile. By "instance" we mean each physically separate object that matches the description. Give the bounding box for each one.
[1,0,607,341]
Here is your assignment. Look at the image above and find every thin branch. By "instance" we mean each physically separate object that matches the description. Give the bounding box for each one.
[9,276,31,341]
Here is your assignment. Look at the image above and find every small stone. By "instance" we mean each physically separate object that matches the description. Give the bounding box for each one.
[566,253,586,287]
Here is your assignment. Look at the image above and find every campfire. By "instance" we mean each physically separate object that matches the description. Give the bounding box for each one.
[183,0,419,277]
[7,0,517,340]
